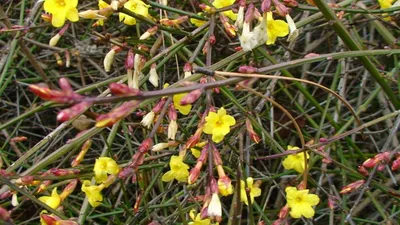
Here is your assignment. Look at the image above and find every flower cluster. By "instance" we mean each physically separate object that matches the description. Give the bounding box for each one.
[282,145,309,174]
[81,157,119,207]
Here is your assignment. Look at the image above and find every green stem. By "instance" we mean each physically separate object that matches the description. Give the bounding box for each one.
[313,0,400,109]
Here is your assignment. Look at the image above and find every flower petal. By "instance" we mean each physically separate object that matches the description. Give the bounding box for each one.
[222,115,236,126]
[161,171,174,182]
[300,203,315,218]
[305,193,320,206]
[51,12,66,28]
[66,7,79,22]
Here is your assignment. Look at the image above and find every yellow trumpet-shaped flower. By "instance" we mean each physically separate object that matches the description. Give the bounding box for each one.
[378,0,393,8]
[119,0,151,25]
[282,145,310,174]
[189,209,212,225]
[203,107,236,143]
[190,13,206,27]
[285,186,320,218]
[265,12,289,45]
[44,0,79,27]
[39,188,61,209]
[240,177,261,205]
[173,93,192,115]
[162,155,189,182]
[81,180,105,208]
[212,0,237,21]
[94,157,120,184]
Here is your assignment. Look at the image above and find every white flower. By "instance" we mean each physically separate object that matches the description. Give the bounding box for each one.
[239,15,267,52]
[168,120,178,140]
[152,142,169,151]
[11,193,19,206]
[235,5,245,29]
[141,111,155,128]
[286,14,299,42]
[149,67,159,87]
[207,193,222,217]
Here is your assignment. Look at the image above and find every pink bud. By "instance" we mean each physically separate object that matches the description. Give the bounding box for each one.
[180,89,203,105]
[118,167,135,179]
[261,0,271,12]
[125,49,134,70]
[109,83,141,96]
[168,104,178,121]
[138,138,152,153]
[392,157,400,171]
[340,180,365,194]
[57,102,92,122]
[244,4,255,23]
[278,205,289,219]
[238,65,257,73]
[152,98,167,114]
[358,166,369,176]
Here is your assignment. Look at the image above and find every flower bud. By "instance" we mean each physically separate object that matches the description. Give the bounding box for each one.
[60,179,78,200]
[104,49,116,72]
[141,111,155,128]
[261,0,271,12]
[0,207,11,223]
[139,26,158,40]
[152,142,170,152]
[96,101,139,127]
[10,136,27,143]
[273,0,289,17]
[208,193,222,217]
[109,83,141,96]
[149,63,159,87]
[78,9,107,19]
[57,101,92,122]
[278,205,289,219]
[125,49,134,70]
[168,120,178,140]
[152,98,167,113]
[49,34,61,47]
[238,65,257,73]
[138,138,152,153]
[219,15,236,37]
[340,180,365,194]
[358,165,369,176]
[180,89,203,105]
[184,62,192,78]
[392,157,400,171]
[286,14,299,42]
[72,139,92,167]
[42,14,52,23]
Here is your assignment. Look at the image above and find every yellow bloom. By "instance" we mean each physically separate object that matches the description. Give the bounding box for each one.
[39,188,61,209]
[240,177,261,205]
[203,107,236,143]
[191,141,207,158]
[282,145,309,174]
[96,0,110,26]
[190,13,206,27]
[213,0,237,21]
[119,0,151,25]
[189,209,212,225]
[285,186,320,218]
[44,0,79,27]
[173,93,192,115]
[162,155,190,182]
[218,176,234,196]
[81,180,105,207]
[94,157,120,184]
[379,0,393,8]
[266,12,289,45]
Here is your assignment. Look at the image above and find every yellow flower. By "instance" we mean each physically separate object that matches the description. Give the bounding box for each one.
[189,209,212,225]
[213,0,237,21]
[190,13,206,27]
[379,0,393,8]
[44,0,79,27]
[191,141,207,158]
[285,186,320,218]
[119,0,151,25]
[39,188,61,209]
[96,0,110,26]
[203,107,236,143]
[240,177,261,205]
[282,145,309,174]
[94,157,120,184]
[162,155,190,182]
[265,12,289,45]
[218,176,234,196]
[81,180,105,207]
[173,93,192,115]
